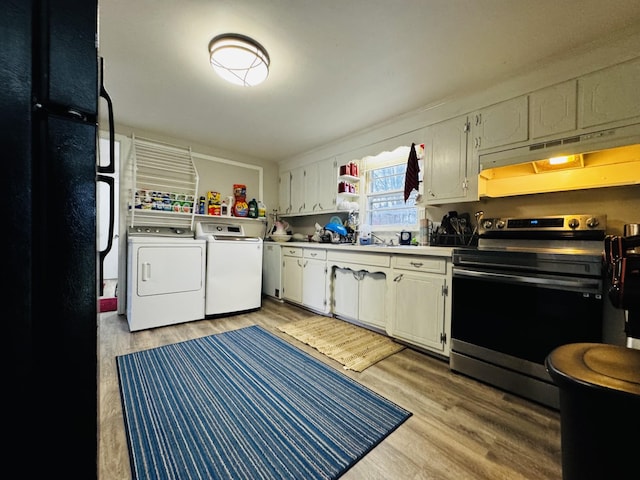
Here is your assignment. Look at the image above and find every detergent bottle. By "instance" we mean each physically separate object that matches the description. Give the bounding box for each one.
[248,198,258,218]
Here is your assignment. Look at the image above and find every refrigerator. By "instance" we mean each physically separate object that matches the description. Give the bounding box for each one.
[3,1,113,477]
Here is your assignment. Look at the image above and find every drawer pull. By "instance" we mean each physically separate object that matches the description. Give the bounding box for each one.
[410,261,423,268]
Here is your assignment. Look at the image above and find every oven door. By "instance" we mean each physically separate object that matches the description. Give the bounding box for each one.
[450,265,603,407]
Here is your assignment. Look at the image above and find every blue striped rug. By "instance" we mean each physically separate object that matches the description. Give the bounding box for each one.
[117,325,411,479]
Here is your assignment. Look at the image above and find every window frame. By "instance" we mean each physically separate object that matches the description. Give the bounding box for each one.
[362,145,420,232]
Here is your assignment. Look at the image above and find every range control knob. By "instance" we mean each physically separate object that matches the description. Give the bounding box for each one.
[482,219,493,229]
[496,220,506,229]
[568,218,580,229]
[586,217,599,228]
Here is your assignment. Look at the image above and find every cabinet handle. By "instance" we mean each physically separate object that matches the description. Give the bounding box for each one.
[310,252,318,257]
[393,274,404,282]
[410,261,423,268]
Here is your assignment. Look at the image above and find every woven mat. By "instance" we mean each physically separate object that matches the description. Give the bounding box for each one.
[278,316,405,372]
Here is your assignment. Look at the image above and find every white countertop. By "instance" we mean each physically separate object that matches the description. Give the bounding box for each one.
[266,240,456,257]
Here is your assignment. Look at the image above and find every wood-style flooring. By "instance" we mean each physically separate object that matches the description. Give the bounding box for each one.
[99,298,562,479]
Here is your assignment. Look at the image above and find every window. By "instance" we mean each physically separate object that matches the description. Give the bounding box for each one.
[364,145,419,229]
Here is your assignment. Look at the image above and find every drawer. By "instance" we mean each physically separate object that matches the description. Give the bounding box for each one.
[393,255,446,274]
[281,246,303,257]
[327,250,391,267]
[304,249,326,260]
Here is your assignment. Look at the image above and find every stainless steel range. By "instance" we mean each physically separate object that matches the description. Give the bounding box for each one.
[450,214,606,409]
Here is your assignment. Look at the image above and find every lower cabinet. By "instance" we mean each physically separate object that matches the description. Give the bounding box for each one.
[389,255,451,355]
[282,247,303,304]
[302,249,329,313]
[332,266,388,331]
[282,246,329,314]
[282,247,453,357]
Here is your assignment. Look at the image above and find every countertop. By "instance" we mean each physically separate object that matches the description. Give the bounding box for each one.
[265,240,456,257]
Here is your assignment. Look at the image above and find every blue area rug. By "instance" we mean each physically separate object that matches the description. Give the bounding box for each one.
[117,325,412,479]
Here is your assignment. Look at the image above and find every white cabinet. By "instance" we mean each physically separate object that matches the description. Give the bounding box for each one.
[472,96,529,152]
[278,170,291,214]
[424,116,477,204]
[282,246,303,303]
[279,157,338,215]
[328,249,391,331]
[578,57,640,129]
[306,157,338,213]
[316,158,338,212]
[389,255,450,355]
[332,267,387,331]
[290,166,306,214]
[332,267,360,320]
[530,80,578,140]
[282,246,329,313]
[302,249,329,313]
[262,243,282,300]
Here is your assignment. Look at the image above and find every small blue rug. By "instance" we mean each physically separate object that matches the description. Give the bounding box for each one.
[117,325,411,479]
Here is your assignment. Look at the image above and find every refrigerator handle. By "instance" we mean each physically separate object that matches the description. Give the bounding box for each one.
[97,174,115,295]
[98,56,115,175]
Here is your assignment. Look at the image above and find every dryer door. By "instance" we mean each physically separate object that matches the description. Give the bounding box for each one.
[137,245,203,296]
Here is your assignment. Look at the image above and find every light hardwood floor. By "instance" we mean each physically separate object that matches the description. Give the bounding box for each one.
[99,298,562,479]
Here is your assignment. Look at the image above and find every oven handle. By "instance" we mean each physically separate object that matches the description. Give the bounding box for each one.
[453,266,602,294]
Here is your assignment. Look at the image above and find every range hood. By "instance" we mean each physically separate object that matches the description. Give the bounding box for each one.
[478,125,640,198]
[479,122,640,170]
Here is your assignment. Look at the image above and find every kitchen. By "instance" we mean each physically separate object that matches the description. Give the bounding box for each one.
[7,1,640,479]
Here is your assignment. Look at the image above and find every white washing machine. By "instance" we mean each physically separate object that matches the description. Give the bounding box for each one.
[126,226,206,331]
[196,222,263,316]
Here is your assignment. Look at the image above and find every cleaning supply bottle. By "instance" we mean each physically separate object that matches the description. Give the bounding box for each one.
[248,198,258,218]
[258,200,266,218]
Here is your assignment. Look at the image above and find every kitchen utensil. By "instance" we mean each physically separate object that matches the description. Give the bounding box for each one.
[624,223,640,237]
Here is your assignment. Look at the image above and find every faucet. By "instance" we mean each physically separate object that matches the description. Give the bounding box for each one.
[371,233,392,245]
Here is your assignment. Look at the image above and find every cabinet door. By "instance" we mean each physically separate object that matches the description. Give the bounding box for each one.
[424,116,470,203]
[358,271,387,330]
[303,162,318,213]
[578,58,640,129]
[333,267,360,320]
[302,258,327,312]
[476,96,528,150]
[315,157,337,212]
[290,166,306,214]
[278,170,291,214]
[530,80,577,140]
[391,271,446,352]
[282,255,303,303]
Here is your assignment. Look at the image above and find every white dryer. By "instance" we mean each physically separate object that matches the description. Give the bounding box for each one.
[126,226,206,331]
[196,222,263,316]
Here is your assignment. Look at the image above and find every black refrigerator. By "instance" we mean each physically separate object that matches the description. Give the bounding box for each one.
[3,1,110,477]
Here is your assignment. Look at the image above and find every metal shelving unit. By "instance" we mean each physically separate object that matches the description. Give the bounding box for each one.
[127,135,200,229]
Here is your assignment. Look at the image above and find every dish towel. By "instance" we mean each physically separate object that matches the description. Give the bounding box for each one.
[404,143,420,202]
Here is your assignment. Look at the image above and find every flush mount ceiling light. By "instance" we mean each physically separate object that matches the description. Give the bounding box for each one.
[208,33,270,87]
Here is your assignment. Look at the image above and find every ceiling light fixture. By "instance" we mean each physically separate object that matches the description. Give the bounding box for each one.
[208,33,270,87]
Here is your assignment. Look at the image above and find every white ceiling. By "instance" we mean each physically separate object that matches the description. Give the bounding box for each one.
[98,0,640,163]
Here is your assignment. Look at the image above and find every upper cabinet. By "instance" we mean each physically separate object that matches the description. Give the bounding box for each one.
[578,57,640,129]
[278,157,338,216]
[278,170,291,214]
[530,80,578,140]
[472,96,529,152]
[424,116,478,204]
